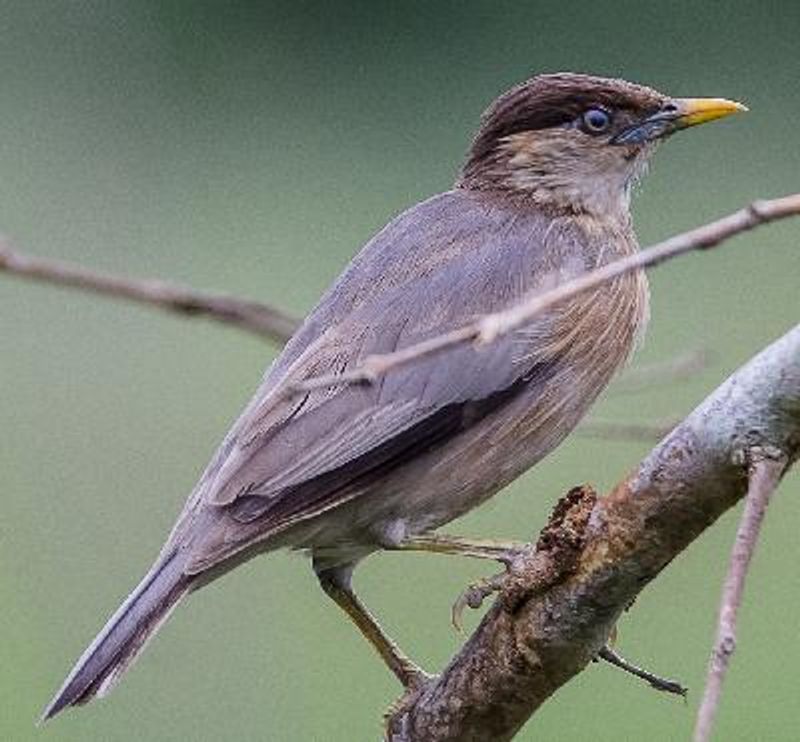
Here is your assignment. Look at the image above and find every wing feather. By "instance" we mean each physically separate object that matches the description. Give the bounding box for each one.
[188,190,597,551]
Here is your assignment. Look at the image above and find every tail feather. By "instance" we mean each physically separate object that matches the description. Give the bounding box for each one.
[40,549,190,722]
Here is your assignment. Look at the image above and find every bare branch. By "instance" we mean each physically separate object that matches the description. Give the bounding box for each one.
[693,452,787,742]
[0,242,299,344]
[4,194,798,362]
[572,350,708,442]
[612,348,711,395]
[4,199,798,741]
[295,193,800,395]
[385,324,800,741]
[576,417,679,441]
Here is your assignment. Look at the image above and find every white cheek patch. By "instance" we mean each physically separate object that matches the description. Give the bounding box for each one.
[502,131,659,218]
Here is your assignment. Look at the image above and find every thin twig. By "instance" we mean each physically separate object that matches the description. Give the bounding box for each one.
[293,194,800,394]
[612,348,711,395]
[598,646,687,696]
[577,417,679,441]
[693,452,787,742]
[0,242,299,344]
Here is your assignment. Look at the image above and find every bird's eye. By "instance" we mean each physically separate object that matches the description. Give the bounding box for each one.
[581,108,612,134]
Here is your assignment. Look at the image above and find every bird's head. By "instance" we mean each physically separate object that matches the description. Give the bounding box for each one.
[459,73,746,220]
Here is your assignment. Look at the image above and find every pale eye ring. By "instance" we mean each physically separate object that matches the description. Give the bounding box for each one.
[581,108,612,134]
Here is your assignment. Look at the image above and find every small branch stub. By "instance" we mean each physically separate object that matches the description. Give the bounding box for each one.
[597,647,687,697]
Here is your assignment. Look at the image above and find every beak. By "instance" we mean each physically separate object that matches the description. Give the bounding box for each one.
[612,96,747,145]
[669,97,749,129]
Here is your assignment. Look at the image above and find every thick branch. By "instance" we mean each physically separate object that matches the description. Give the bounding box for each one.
[0,242,299,344]
[295,193,800,394]
[693,452,786,742]
[385,324,800,741]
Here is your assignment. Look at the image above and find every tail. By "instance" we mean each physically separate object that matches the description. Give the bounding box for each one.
[40,548,190,722]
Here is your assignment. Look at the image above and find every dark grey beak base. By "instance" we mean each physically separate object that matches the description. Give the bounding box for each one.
[611,96,746,145]
[610,106,679,145]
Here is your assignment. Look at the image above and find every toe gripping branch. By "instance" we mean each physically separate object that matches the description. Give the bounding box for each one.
[452,484,598,629]
[453,484,687,697]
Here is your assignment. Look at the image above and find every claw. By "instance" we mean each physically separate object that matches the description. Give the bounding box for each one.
[451,572,508,632]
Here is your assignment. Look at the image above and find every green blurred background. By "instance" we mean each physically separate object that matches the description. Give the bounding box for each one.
[1,1,798,740]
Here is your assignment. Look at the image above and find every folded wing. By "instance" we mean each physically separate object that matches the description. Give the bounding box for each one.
[180,190,584,568]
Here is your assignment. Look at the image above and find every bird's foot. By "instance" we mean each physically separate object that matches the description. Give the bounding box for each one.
[388,531,532,632]
[394,532,528,565]
[451,570,511,632]
[412,536,532,631]
[384,670,437,729]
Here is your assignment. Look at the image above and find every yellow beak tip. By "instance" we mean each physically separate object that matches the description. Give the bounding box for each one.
[675,97,748,127]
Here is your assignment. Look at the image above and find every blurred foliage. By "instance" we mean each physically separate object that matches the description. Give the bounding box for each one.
[1,1,798,740]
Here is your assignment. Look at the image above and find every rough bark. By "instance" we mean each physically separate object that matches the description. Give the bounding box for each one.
[385,324,800,741]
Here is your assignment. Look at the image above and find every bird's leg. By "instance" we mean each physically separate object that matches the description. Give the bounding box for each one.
[388,532,530,631]
[314,562,431,689]
[392,532,528,565]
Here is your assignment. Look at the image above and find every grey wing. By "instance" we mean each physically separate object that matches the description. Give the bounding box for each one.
[184,191,572,561]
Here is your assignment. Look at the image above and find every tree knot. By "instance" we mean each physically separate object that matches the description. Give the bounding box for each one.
[502,485,597,612]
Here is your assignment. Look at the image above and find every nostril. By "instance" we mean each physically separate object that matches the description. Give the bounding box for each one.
[662,102,679,113]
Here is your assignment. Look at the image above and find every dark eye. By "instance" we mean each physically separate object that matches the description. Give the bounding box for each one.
[581,108,612,134]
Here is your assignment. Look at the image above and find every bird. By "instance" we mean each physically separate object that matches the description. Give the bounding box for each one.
[42,72,745,720]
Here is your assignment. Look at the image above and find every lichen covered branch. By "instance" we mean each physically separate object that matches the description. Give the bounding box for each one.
[385,324,800,741]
